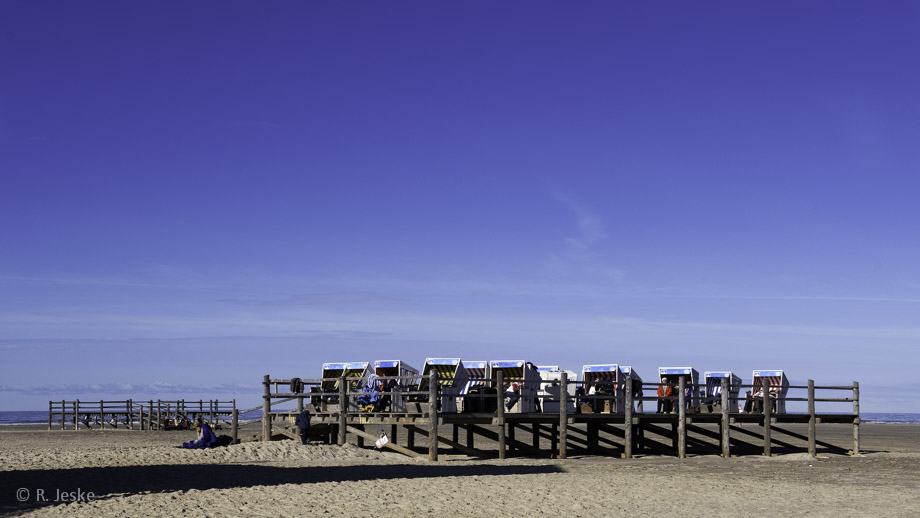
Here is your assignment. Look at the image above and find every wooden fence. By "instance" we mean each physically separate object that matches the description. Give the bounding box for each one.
[48,399,239,441]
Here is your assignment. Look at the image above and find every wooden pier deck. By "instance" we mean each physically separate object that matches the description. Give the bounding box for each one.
[262,373,861,461]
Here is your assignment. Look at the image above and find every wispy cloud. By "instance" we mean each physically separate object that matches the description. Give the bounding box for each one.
[0,381,259,396]
[227,291,407,307]
[546,194,625,283]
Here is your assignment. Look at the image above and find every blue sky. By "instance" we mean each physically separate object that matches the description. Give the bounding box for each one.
[2,2,918,411]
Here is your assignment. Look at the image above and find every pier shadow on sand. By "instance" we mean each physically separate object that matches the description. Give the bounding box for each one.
[0,463,564,512]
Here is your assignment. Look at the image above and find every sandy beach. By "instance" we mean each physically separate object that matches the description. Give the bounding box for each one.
[1,423,918,517]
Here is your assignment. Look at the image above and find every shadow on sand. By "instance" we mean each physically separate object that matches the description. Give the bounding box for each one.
[0,462,564,512]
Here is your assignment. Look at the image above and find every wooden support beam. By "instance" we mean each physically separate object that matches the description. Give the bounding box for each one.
[624,380,633,458]
[762,377,772,456]
[338,376,347,446]
[346,426,424,459]
[721,377,730,458]
[497,370,506,460]
[808,380,816,457]
[852,381,860,455]
[678,376,686,458]
[405,425,492,459]
[262,375,271,442]
[559,372,568,459]
[428,371,438,462]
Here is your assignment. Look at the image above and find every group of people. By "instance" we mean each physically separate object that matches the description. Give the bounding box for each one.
[357,374,399,413]
[742,388,778,413]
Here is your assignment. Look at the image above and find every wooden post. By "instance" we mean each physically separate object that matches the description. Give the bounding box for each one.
[852,381,860,455]
[48,401,53,430]
[453,424,459,446]
[148,400,153,431]
[762,377,772,456]
[338,376,347,446]
[128,400,133,430]
[72,401,78,430]
[262,374,271,442]
[636,379,644,413]
[678,376,686,458]
[720,377,730,458]
[408,426,415,449]
[532,423,540,449]
[466,423,474,450]
[428,371,438,461]
[551,423,558,453]
[98,400,102,431]
[156,400,161,431]
[807,379,816,457]
[231,408,239,443]
[509,422,515,454]
[559,372,568,459]
[624,378,633,458]
[139,404,143,431]
[497,370,506,460]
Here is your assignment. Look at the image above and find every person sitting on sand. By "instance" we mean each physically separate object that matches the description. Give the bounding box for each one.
[182,421,218,449]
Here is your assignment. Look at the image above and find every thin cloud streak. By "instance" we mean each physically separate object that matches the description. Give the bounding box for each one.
[0,382,259,396]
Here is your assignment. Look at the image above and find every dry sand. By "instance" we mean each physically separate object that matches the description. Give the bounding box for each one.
[1,423,918,517]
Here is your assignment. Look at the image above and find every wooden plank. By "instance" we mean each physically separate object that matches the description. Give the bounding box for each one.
[346,426,424,459]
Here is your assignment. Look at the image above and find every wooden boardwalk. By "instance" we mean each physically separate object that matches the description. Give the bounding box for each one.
[261,373,860,461]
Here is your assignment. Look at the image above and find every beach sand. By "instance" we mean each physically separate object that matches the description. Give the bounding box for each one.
[1,423,918,517]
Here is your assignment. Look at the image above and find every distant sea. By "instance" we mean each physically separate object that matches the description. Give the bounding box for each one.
[2,411,919,426]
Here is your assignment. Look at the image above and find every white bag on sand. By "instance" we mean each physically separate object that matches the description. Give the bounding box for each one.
[375,432,389,449]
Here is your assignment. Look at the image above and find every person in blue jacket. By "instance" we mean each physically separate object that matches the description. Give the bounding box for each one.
[295,408,311,444]
[182,421,218,448]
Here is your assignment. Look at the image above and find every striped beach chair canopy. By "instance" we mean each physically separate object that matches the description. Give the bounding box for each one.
[490,360,529,381]
[342,362,371,390]
[420,358,464,389]
[321,363,347,391]
[461,361,488,395]
[704,371,741,397]
[752,370,789,394]
[581,364,621,389]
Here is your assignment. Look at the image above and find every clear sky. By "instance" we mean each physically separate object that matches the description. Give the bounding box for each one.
[2,1,918,412]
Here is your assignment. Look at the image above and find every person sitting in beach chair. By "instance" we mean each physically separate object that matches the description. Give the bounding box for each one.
[504,381,520,411]
[378,377,398,412]
[657,377,675,413]
[357,374,383,412]
[182,421,218,448]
